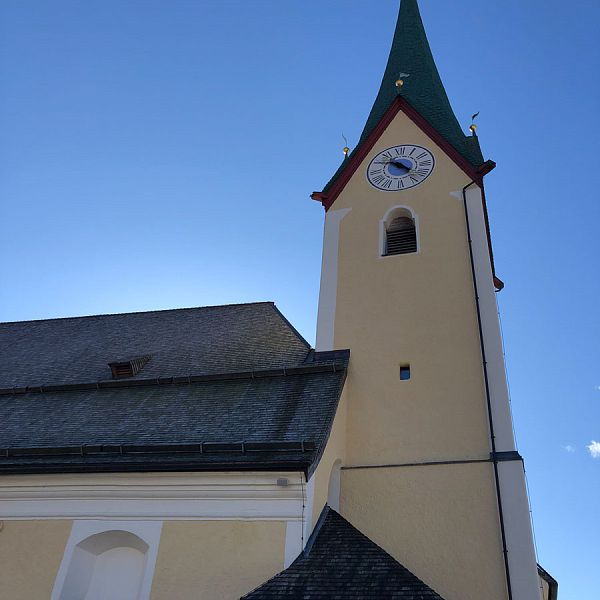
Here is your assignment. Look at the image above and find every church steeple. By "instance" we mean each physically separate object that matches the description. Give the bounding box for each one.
[315,0,484,206]
[313,4,541,598]
[361,0,483,167]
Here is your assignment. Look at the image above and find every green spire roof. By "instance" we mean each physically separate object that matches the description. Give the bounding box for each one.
[319,0,483,198]
[361,0,483,166]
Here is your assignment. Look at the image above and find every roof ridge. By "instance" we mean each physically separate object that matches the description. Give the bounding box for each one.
[0,301,275,326]
[302,503,331,557]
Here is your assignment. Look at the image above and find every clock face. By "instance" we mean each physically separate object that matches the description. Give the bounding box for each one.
[366,145,435,191]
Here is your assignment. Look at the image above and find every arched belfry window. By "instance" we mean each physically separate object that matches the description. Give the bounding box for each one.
[381,207,418,256]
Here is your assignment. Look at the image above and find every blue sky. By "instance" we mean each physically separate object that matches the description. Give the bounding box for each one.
[1,1,598,596]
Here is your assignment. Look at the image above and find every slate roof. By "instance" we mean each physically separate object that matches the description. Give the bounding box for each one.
[322,0,484,195]
[0,303,349,476]
[0,302,310,387]
[242,506,446,599]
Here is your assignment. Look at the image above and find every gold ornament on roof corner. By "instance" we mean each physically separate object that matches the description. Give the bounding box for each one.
[342,134,350,157]
[469,111,480,135]
[396,73,410,88]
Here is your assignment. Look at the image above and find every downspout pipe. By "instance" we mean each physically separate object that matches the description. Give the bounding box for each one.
[462,180,513,600]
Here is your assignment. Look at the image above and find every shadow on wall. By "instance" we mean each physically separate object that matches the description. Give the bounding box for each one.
[327,459,342,511]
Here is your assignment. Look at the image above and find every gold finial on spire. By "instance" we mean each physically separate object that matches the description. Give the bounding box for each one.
[342,134,350,158]
[396,73,410,89]
[469,111,480,135]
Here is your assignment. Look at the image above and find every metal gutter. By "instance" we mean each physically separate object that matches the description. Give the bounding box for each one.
[1,440,316,459]
[0,360,349,397]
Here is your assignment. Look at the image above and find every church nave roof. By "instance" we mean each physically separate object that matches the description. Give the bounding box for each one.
[0,302,348,476]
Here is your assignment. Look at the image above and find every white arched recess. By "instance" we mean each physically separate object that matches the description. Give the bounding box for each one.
[2,472,308,584]
[379,204,420,257]
[52,521,162,600]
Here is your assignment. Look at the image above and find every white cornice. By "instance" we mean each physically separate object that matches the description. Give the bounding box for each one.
[0,471,306,520]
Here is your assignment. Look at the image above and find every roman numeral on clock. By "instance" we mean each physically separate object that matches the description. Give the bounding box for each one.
[367,145,433,190]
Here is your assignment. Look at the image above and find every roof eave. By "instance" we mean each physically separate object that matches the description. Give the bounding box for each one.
[0,459,314,478]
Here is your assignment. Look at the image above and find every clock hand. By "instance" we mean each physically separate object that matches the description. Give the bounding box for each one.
[374,158,412,170]
[374,159,403,165]
[390,160,411,170]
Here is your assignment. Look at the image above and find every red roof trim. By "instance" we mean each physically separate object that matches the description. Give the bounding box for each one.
[312,96,483,211]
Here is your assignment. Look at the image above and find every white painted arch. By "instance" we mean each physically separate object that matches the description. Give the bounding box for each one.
[379,204,420,257]
[52,520,162,600]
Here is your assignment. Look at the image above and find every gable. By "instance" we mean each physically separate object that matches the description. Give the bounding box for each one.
[315,103,480,215]
[313,98,492,213]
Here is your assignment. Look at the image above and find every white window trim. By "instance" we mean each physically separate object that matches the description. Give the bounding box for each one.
[51,520,163,600]
[378,204,420,257]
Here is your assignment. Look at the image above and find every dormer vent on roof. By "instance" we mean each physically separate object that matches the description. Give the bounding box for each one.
[108,355,151,379]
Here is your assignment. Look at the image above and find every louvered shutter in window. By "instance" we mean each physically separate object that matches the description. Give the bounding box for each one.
[385,216,417,255]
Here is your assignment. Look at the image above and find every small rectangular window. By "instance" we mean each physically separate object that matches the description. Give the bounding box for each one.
[400,364,411,380]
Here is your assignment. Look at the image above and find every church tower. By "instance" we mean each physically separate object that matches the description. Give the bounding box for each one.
[313,2,541,599]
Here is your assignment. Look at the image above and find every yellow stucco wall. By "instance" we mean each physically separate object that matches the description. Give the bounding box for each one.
[328,109,508,600]
[342,464,507,600]
[331,111,491,465]
[150,520,286,600]
[0,519,71,600]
